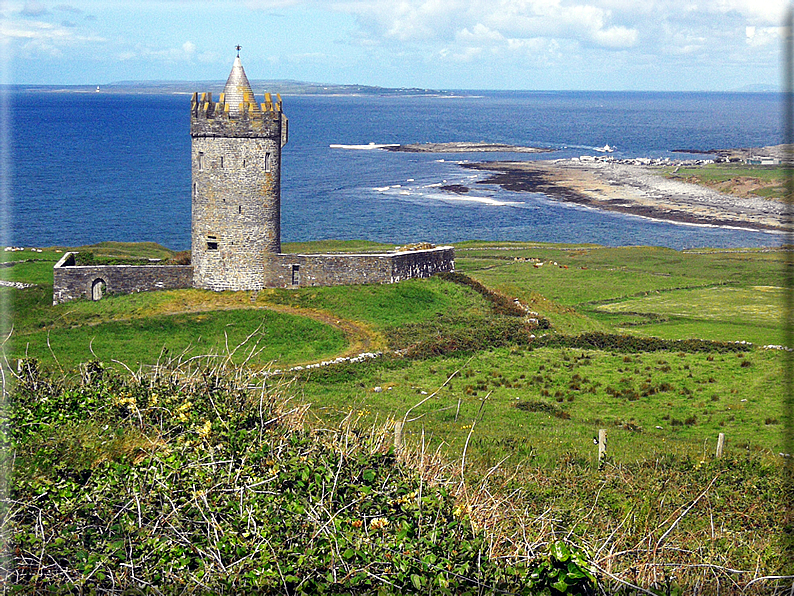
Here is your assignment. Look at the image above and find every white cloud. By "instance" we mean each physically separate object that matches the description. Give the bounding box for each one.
[54,5,84,14]
[331,0,641,57]
[745,25,784,48]
[20,1,48,17]
[592,25,637,48]
[1,18,105,57]
[715,0,787,25]
[117,41,204,63]
[241,0,790,66]
[6,0,788,89]
[455,23,504,45]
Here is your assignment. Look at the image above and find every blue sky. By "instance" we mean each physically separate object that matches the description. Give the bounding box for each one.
[1,0,788,91]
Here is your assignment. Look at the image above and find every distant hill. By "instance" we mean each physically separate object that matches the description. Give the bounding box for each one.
[10,80,457,97]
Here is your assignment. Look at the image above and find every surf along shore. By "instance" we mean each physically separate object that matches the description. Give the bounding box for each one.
[462,154,788,233]
[387,142,788,232]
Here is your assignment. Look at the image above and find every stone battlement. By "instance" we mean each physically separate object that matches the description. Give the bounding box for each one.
[190,91,283,119]
[191,92,287,141]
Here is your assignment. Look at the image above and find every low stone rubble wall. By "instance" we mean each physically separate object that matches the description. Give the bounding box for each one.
[52,253,193,305]
[53,246,454,303]
[262,246,455,288]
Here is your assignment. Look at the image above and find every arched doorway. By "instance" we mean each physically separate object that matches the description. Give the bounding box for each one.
[91,278,106,301]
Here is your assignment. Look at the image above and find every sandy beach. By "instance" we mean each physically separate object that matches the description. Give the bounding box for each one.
[462,159,789,232]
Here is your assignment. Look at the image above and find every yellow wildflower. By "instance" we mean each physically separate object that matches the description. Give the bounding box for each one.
[369,517,389,531]
[197,419,212,439]
[453,503,472,519]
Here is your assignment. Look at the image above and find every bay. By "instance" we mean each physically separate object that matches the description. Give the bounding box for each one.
[9,90,784,250]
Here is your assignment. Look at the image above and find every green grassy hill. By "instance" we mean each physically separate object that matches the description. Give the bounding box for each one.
[1,240,790,593]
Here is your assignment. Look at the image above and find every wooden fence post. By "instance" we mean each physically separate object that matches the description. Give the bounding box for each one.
[716,432,725,459]
[394,420,403,453]
[598,429,607,468]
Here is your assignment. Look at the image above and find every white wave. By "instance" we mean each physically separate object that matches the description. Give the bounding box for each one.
[329,142,399,150]
[441,195,525,206]
[377,186,525,206]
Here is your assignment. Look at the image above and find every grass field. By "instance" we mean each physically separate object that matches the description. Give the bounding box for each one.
[299,346,785,466]
[2,244,489,369]
[2,240,791,590]
[660,162,790,199]
[457,243,788,344]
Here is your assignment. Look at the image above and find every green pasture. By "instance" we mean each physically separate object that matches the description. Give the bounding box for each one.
[12,308,346,370]
[2,240,790,588]
[660,163,790,199]
[299,346,785,467]
[2,240,789,464]
[459,244,787,344]
[282,239,397,253]
[595,285,786,345]
[662,163,788,184]
[1,245,490,369]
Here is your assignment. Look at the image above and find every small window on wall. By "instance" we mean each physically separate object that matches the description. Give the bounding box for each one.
[219,156,224,169]
[198,152,204,171]
[207,235,218,251]
[291,264,300,286]
[264,152,272,173]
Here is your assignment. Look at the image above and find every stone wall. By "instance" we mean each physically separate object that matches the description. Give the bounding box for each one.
[262,246,455,288]
[391,248,457,282]
[51,247,454,303]
[53,253,193,305]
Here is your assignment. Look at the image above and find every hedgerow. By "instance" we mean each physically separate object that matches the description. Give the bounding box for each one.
[534,332,753,353]
[388,316,535,359]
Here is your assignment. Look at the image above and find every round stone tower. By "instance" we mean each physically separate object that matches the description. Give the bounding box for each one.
[190,52,288,291]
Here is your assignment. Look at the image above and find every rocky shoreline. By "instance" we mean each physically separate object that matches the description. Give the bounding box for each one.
[461,159,789,233]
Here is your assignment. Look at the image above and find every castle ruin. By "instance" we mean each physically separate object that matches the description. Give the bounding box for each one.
[53,52,454,304]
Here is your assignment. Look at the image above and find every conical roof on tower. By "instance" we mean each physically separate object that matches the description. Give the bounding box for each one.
[223,55,260,116]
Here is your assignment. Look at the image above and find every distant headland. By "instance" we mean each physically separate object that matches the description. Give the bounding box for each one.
[9,81,461,97]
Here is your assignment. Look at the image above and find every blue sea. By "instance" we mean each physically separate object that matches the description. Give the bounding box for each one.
[10,90,785,250]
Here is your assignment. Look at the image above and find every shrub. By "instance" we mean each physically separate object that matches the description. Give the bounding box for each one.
[515,400,571,420]
[535,332,752,354]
